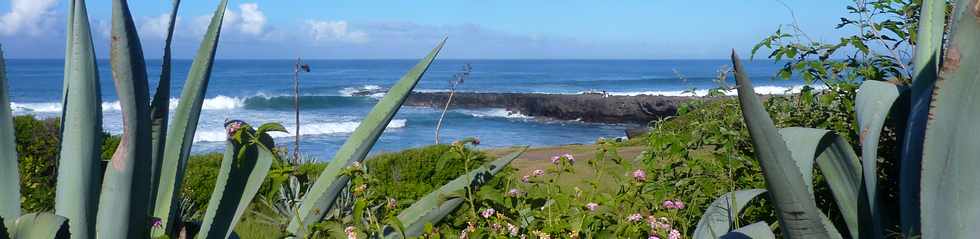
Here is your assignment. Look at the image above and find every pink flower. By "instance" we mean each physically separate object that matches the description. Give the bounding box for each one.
[649,236,661,239]
[507,223,519,236]
[674,200,685,209]
[669,229,681,239]
[345,226,358,239]
[225,121,243,137]
[647,216,671,230]
[632,169,647,182]
[532,169,545,177]
[481,208,496,218]
[150,217,163,229]
[550,155,562,164]
[507,188,522,197]
[585,202,599,212]
[521,175,531,183]
[627,213,643,222]
[663,200,685,209]
[563,153,575,164]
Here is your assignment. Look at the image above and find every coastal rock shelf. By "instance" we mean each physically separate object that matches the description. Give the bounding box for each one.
[404,92,691,124]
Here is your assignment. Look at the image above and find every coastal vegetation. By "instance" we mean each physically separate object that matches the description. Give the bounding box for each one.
[1,0,977,239]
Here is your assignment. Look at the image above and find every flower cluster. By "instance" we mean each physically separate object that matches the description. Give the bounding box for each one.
[345,226,358,239]
[662,199,685,209]
[550,153,575,164]
[507,188,523,197]
[481,208,496,219]
[627,213,644,222]
[521,169,547,183]
[632,169,647,182]
[585,202,599,212]
[225,120,244,137]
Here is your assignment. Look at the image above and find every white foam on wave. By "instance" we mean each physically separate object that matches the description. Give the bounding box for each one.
[10,102,62,113]
[339,85,384,97]
[192,119,409,142]
[10,95,245,114]
[459,108,532,119]
[600,85,827,97]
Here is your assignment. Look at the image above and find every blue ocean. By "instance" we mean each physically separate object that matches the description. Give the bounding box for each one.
[6,59,805,160]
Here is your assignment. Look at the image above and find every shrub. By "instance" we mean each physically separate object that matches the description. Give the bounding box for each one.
[364,144,490,209]
[12,115,119,213]
[14,115,60,212]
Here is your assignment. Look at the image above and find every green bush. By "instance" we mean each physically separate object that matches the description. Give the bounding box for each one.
[12,115,119,213]
[182,152,329,220]
[14,115,60,212]
[365,144,489,209]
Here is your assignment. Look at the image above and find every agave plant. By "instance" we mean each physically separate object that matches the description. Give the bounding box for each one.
[0,0,283,238]
[694,0,980,238]
[284,38,448,237]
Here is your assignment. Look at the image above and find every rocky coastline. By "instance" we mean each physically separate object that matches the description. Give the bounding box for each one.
[403,92,696,125]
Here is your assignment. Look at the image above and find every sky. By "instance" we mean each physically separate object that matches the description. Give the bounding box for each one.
[0,0,855,59]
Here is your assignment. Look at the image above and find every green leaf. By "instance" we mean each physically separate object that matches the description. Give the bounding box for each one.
[0,46,18,232]
[386,147,527,238]
[386,214,407,239]
[288,38,447,236]
[152,0,228,236]
[11,213,70,239]
[97,0,154,237]
[694,189,767,239]
[720,222,774,239]
[147,0,181,229]
[256,122,288,135]
[779,127,865,238]
[196,139,276,239]
[920,0,980,237]
[731,51,830,238]
[855,80,904,238]
[901,0,945,234]
[55,0,103,237]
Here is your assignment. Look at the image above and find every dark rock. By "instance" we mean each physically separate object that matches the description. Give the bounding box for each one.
[405,92,697,124]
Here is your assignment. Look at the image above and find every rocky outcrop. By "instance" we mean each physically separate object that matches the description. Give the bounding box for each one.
[405,92,696,124]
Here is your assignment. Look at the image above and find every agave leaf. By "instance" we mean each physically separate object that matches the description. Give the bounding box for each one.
[97,0,154,237]
[0,46,17,231]
[719,222,774,239]
[55,0,103,237]
[153,0,228,235]
[693,189,767,239]
[288,38,447,236]
[385,147,527,238]
[197,139,275,239]
[900,0,945,234]
[11,213,70,239]
[148,0,181,220]
[731,51,829,238]
[778,127,865,238]
[920,0,980,237]
[855,80,904,238]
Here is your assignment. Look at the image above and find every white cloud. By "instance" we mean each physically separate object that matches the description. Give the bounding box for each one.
[0,0,59,36]
[139,14,176,39]
[237,3,266,35]
[189,3,267,37]
[305,20,368,43]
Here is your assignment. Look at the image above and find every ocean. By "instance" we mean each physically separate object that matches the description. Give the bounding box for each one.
[6,59,806,160]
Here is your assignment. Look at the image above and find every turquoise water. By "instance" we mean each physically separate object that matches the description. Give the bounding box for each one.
[5,59,803,160]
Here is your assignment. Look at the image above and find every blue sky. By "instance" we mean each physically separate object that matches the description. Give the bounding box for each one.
[0,0,855,59]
